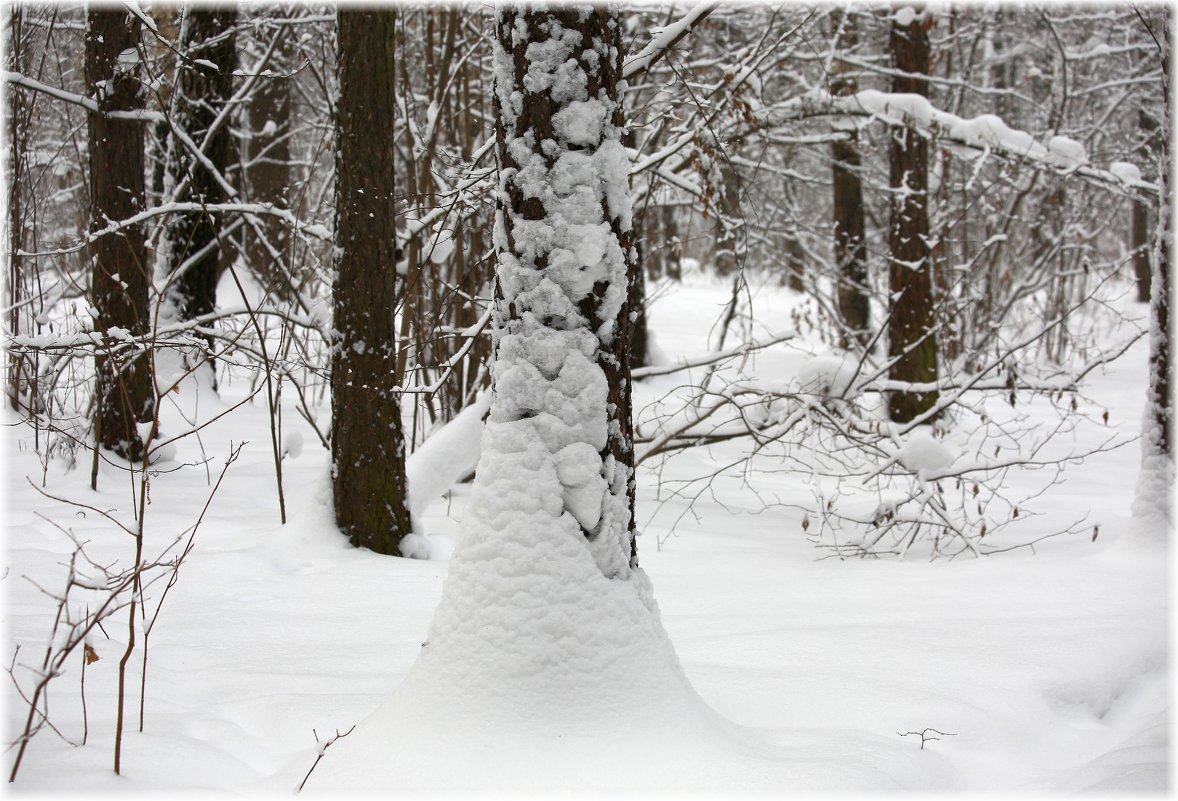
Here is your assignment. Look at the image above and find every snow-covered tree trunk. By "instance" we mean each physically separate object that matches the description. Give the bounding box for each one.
[886,8,939,423]
[485,3,639,575]
[159,7,237,353]
[1132,21,1173,530]
[87,8,153,461]
[303,13,696,769]
[330,8,413,555]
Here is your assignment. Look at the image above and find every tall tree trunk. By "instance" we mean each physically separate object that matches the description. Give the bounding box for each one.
[886,9,939,423]
[623,129,649,369]
[87,8,153,461]
[243,14,297,301]
[1149,153,1172,461]
[1132,107,1162,304]
[6,5,28,411]
[487,4,638,575]
[1132,14,1172,527]
[1133,197,1153,303]
[160,6,237,357]
[785,234,805,292]
[663,204,682,281]
[331,8,413,555]
[712,159,742,277]
[629,237,650,368]
[831,9,870,348]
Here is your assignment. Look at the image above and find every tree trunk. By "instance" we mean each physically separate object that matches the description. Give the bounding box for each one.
[488,4,638,575]
[663,204,682,281]
[712,159,741,277]
[629,237,650,369]
[1147,26,1171,463]
[785,234,805,293]
[1132,15,1172,527]
[886,10,939,424]
[243,17,297,301]
[1133,107,1162,304]
[831,9,870,348]
[6,5,28,411]
[1150,162,1171,461]
[87,8,153,461]
[1133,199,1152,303]
[623,129,649,369]
[331,8,413,555]
[160,7,237,356]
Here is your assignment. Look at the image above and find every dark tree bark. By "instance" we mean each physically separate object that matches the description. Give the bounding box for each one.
[161,7,237,354]
[623,129,649,369]
[1147,28,1171,460]
[663,204,683,281]
[146,9,179,209]
[1133,197,1152,303]
[331,8,413,555]
[492,4,638,574]
[785,234,805,293]
[1133,108,1162,304]
[886,9,939,423]
[87,8,153,461]
[243,18,297,300]
[1150,177,1171,460]
[7,5,29,411]
[712,159,742,276]
[629,237,650,368]
[830,9,870,347]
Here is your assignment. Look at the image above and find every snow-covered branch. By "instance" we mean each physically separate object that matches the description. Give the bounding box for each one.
[755,88,1158,198]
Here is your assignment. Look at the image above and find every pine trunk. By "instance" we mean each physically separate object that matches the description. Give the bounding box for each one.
[331,9,413,555]
[244,17,297,301]
[886,11,939,423]
[6,6,27,411]
[1147,30,1172,462]
[489,4,638,575]
[87,9,153,461]
[161,8,237,353]
[830,10,870,347]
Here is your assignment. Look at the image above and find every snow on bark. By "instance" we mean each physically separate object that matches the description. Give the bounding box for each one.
[1130,51,1173,537]
[330,9,413,556]
[157,8,236,349]
[86,8,153,461]
[486,3,637,579]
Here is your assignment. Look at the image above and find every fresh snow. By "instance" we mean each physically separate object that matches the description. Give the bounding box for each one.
[1110,161,1144,185]
[896,428,957,475]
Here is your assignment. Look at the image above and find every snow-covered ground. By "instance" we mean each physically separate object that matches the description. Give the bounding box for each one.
[3,273,1168,793]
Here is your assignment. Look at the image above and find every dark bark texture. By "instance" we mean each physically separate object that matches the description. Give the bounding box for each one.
[712,160,742,276]
[331,8,413,555]
[244,17,298,300]
[7,6,28,410]
[87,9,153,460]
[830,10,870,347]
[1148,28,1171,459]
[162,7,237,348]
[886,12,939,423]
[1133,107,1162,304]
[494,6,638,567]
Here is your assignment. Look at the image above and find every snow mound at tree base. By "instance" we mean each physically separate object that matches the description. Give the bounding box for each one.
[304,523,788,792]
[304,678,793,793]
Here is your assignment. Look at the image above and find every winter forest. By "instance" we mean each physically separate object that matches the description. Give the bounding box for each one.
[2,0,1172,793]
